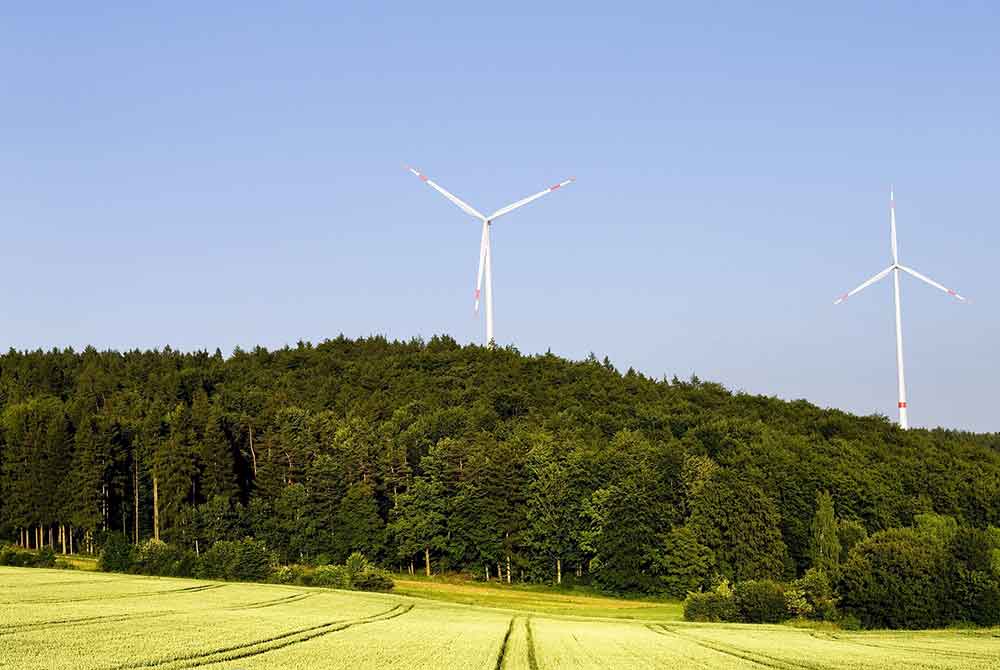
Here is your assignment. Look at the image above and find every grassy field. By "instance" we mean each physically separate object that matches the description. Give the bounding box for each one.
[1,567,998,669]
[393,575,685,621]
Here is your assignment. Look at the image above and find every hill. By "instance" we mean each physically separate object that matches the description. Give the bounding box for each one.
[1,336,997,615]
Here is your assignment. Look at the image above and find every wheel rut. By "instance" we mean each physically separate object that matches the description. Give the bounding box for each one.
[649,624,819,670]
[106,603,414,670]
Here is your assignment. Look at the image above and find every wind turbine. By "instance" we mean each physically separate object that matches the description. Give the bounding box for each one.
[834,188,968,429]
[406,166,575,345]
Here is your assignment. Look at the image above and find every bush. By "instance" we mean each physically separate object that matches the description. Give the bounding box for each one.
[352,567,395,592]
[131,540,195,577]
[0,544,56,568]
[683,581,738,622]
[99,534,134,573]
[268,564,305,584]
[197,538,275,582]
[839,528,949,629]
[734,579,789,623]
[311,564,351,589]
[789,569,838,621]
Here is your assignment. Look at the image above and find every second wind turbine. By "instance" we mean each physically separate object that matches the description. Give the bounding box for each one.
[834,188,968,429]
[406,166,575,346]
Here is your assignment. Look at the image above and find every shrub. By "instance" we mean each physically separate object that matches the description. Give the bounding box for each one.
[311,564,351,589]
[683,580,738,622]
[99,533,134,573]
[0,545,56,568]
[131,540,195,577]
[352,567,395,592]
[790,569,838,621]
[839,527,949,629]
[268,564,305,584]
[197,538,275,582]
[734,579,789,623]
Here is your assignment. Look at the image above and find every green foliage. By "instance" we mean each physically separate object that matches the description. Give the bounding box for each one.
[809,491,840,573]
[310,564,351,589]
[196,538,275,582]
[734,579,790,623]
[836,519,867,563]
[309,553,394,592]
[0,545,56,567]
[839,527,950,629]
[682,581,738,622]
[131,539,195,577]
[2,336,1000,628]
[788,568,838,621]
[689,469,788,582]
[351,566,395,592]
[99,533,135,573]
[653,525,715,598]
[267,564,305,584]
[949,526,1000,626]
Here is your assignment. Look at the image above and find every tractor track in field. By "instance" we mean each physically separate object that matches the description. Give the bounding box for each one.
[494,617,514,670]
[224,592,313,610]
[809,631,999,661]
[649,625,821,670]
[0,577,131,588]
[105,603,414,670]
[525,618,539,670]
[0,610,176,635]
[7,583,227,604]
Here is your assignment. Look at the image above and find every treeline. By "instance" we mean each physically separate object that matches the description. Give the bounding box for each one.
[0,336,998,625]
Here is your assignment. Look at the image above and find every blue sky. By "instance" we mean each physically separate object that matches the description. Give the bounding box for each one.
[2,3,997,431]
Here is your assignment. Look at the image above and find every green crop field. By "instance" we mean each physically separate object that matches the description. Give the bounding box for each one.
[1,567,998,669]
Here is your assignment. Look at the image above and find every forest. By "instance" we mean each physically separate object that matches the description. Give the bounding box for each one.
[1,336,998,626]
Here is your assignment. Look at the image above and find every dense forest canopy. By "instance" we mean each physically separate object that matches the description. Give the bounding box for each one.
[1,335,998,592]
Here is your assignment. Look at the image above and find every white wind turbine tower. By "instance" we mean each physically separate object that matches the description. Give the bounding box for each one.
[406,166,575,346]
[834,187,968,429]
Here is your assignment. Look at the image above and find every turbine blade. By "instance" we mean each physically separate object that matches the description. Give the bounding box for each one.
[890,187,899,264]
[405,165,486,221]
[488,177,575,221]
[834,266,894,304]
[475,222,488,313]
[898,265,968,302]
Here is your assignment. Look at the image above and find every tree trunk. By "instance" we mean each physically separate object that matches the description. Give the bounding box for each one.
[37,526,42,550]
[506,553,511,584]
[248,424,258,476]
[485,564,490,581]
[424,547,431,576]
[153,475,160,541]
[557,558,562,585]
[49,525,54,549]
[409,560,414,575]
[69,525,74,554]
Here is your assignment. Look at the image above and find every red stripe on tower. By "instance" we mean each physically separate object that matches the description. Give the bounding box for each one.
[550,183,561,190]
[898,402,908,408]
[420,175,429,182]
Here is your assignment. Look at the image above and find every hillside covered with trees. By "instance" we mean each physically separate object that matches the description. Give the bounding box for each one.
[1,337,998,626]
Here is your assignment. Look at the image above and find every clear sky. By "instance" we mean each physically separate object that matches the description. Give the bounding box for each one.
[2,3,997,431]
